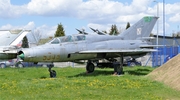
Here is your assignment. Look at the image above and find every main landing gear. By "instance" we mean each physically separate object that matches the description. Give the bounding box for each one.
[113,55,124,75]
[86,55,124,75]
[86,60,95,73]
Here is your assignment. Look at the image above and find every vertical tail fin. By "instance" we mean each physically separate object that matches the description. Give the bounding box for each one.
[0,30,29,46]
[10,30,30,46]
[0,30,30,46]
[120,16,158,40]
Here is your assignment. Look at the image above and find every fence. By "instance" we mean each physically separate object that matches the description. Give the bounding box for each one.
[151,46,180,67]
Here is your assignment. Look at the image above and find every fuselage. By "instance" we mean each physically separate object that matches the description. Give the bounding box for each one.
[0,46,18,60]
[18,16,158,63]
[18,34,150,62]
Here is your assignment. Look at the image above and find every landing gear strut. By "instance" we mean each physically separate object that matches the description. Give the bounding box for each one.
[48,64,56,78]
[113,54,124,75]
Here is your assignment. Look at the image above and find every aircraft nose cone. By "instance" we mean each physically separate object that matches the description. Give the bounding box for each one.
[18,53,24,60]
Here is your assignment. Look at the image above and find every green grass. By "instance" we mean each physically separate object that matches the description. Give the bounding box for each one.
[0,66,180,100]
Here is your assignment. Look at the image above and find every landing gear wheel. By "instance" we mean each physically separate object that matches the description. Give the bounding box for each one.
[114,54,124,75]
[17,63,24,68]
[86,62,95,73]
[48,65,56,78]
[129,62,136,67]
[117,66,123,75]
[0,64,6,68]
[50,70,56,78]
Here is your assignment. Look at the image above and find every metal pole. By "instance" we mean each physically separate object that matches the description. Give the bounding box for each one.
[163,0,166,64]
[157,2,159,45]
[154,0,159,66]
[153,0,159,46]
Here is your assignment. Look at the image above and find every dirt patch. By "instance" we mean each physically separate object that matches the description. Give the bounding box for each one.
[147,54,180,91]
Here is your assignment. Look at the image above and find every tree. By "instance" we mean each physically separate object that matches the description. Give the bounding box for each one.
[54,23,65,37]
[21,36,29,48]
[126,22,130,30]
[109,24,119,35]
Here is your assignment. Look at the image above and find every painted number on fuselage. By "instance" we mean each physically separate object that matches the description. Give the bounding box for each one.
[43,55,60,61]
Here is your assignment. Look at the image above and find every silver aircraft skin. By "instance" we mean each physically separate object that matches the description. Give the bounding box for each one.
[0,30,30,60]
[18,16,158,75]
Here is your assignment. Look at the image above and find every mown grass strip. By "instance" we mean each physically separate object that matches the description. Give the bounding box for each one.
[0,66,180,100]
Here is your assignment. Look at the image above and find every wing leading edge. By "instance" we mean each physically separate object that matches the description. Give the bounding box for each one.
[78,49,157,54]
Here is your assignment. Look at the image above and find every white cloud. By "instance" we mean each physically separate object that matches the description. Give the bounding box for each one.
[0,0,26,18]
[165,3,180,15]
[169,13,180,22]
[24,21,35,29]
[131,0,151,13]
[0,0,156,23]
[1,0,180,37]
[27,0,81,16]
[36,25,57,38]
[0,24,13,29]
[0,21,35,30]
[0,21,56,39]
[27,24,57,43]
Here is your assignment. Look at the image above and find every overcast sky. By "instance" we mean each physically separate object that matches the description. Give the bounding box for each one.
[0,0,180,39]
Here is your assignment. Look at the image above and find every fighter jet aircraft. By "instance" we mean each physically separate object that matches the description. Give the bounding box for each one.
[89,27,106,35]
[76,27,106,35]
[76,28,88,35]
[0,30,30,60]
[18,16,158,77]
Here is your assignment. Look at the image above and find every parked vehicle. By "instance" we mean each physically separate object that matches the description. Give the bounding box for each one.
[0,58,54,68]
[126,58,142,67]
[97,57,142,68]
[15,62,54,68]
[0,59,16,68]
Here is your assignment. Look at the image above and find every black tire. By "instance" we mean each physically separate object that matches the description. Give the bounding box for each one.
[17,63,24,68]
[129,62,136,67]
[86,63,95,73]
[0,63,6,68]
[50,70,56,78]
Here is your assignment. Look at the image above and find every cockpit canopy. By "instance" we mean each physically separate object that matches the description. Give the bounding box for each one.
[49,35,86,44]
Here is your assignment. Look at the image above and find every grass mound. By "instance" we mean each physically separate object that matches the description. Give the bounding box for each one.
[147,54,180,91]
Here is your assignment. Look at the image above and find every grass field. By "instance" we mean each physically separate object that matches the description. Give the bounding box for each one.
[0,66,180,100]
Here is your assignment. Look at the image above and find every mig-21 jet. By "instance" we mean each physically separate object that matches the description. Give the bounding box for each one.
[18,16,158,77]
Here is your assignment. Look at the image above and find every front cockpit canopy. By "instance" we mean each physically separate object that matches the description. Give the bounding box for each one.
[49,35,86,44]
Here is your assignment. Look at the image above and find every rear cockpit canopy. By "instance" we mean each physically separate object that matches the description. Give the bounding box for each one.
[49,35,86,44]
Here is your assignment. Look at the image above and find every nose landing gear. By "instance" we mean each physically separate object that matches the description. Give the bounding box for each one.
[48,64,56,78]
